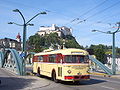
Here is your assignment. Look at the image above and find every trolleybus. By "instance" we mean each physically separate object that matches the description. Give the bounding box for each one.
[33,48,90,82]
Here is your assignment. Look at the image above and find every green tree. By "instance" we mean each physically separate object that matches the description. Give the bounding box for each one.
[89,44,106,63]
[28,33,83,52]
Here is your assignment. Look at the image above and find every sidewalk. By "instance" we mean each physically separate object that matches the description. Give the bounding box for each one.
[21,76,50,90]
[0,68,50,90]
[0,75,50,90]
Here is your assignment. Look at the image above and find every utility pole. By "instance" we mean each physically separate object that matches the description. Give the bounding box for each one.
[92,22,120,75]
[8,9,47,75]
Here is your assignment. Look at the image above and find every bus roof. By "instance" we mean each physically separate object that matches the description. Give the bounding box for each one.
[34,48,89,56]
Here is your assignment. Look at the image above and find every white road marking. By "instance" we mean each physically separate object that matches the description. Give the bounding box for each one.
[101,85,115,90]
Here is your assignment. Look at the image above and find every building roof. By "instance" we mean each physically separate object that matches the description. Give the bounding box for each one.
[0,38,20,43]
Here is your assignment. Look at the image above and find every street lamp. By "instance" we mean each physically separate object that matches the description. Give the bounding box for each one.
[8,9,47,75]
[92,22,120,75]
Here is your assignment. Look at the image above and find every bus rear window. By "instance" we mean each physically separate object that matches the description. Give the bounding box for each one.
[64,55,89,63]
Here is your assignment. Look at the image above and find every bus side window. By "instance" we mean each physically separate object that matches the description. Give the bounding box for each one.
[49,55,56,63]
[33,56,38,62]
[56,54,63,63]
[43,55,48,62]
[38,56,43,62]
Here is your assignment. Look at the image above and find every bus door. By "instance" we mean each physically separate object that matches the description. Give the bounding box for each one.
[56,54,63,77]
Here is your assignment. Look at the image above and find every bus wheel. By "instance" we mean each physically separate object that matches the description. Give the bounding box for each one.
[52,71,58,83]
[37,67,41,76]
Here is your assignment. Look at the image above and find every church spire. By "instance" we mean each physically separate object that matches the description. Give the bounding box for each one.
[16,33,21,42]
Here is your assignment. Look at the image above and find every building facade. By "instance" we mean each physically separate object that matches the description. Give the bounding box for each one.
[0,33,21,51]
[37,24,72,37]
[106,54,120,71]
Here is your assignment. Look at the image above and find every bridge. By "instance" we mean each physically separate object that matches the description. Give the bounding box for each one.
[0,48,35,75]
[0,48,113,76]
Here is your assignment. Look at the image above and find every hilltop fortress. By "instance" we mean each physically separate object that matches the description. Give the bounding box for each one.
[37,24,72,37]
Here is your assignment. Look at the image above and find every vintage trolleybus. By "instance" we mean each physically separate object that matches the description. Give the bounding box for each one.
[33,48,90,82]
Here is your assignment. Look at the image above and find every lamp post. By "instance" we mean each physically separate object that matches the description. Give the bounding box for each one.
[92,22,120,75]
[8,9,47,75]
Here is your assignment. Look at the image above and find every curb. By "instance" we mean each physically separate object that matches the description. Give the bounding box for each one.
[90,72,120,79]
[109,75,120,79]
[90,72,107,76]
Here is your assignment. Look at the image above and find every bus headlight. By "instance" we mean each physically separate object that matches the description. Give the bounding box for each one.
[67,70,71,74]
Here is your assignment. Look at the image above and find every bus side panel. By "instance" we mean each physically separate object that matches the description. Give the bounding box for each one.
[41,63,58,78]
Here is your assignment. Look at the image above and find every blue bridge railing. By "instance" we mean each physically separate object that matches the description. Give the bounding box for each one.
[0,51,4,68]
[89,55,113,75]
[0,49,23,75]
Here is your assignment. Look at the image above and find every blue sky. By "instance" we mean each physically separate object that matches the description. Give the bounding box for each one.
[0,0,120,47]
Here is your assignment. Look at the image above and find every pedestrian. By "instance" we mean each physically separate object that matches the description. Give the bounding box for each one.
[0,80,1,84]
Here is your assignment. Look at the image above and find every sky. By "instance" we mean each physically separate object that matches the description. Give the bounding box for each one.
[0,0,120,47]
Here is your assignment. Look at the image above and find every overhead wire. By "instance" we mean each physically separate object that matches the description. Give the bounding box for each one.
[44,10,74,21]
[77,0,120,24]
[1,0,120,46]
[0,0,112,26]
[96,11,120,25]
[0,0,75,25]
[43,0,109,26]
[69,0,109,24]
[88,10,120,30]
[1,0,120,29]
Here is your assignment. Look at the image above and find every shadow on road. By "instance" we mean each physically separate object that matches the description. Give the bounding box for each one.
[60,78,106,86]
[0,77,36,90]
[37,75,106,86]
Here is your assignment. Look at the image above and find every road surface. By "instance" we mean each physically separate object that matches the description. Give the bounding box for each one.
[0,68,120,90]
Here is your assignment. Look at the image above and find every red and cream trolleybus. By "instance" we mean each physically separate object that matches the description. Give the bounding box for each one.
[33,48,90,82]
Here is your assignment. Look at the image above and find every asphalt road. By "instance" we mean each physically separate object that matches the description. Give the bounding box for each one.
[38,75,120,90]
[0,68,120,90]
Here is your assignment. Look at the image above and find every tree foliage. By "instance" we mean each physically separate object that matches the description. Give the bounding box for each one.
[88,44,120,63]
[89,44,106,63]
[28,33,83,52]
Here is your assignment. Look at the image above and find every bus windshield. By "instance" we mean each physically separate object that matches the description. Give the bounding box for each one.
[64,55,89,63]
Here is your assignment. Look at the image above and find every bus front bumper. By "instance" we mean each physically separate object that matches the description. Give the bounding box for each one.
[64,75,90,81]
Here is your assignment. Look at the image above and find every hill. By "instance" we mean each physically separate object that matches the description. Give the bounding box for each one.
[27,33,83,52]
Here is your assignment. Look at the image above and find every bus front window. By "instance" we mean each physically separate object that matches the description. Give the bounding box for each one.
[64,55,88,63]
[65,55,77,63]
